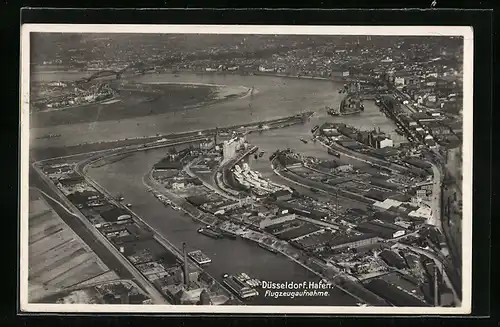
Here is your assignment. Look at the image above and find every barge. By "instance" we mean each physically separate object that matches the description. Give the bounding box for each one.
[219,228,238,239]
[188,250,212,265]
[197,228,223,239]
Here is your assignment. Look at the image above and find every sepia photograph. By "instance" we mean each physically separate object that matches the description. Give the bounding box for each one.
[20,24,472,314]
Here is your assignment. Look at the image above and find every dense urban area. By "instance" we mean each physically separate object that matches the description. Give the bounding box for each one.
[28,33,464,309]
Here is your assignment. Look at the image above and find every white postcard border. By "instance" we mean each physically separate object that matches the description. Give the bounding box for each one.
[20,24,474,315]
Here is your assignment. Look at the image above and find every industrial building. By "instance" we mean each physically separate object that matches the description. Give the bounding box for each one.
[328,233,379,250]
[222,136,246,161]
[379,250,407,269]
[356,220,407,239]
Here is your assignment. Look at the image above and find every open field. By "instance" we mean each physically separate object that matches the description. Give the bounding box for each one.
[29,170,136,281]
[28,189,120,303]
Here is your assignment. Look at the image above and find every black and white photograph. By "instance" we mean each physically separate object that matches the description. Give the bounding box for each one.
[20,24,473,314]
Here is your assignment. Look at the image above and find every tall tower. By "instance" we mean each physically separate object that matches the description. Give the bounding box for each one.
[182,242,190,288]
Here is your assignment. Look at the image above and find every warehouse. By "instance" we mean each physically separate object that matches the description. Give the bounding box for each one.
[185,195,212,207]
[100,206,132,223]
[356,220,406,239]
[379,250,407,269]
[369,177,400,191]
[328,233,379,250]
[403,157,432,170]
[275,201,329,221]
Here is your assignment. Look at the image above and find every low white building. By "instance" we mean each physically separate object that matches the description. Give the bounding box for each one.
[379,138,394,148]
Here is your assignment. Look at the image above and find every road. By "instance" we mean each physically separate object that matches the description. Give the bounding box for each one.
[430,163,443,229]
[30,166,169,304]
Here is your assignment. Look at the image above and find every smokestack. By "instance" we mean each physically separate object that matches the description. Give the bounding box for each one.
[183,242,189,287]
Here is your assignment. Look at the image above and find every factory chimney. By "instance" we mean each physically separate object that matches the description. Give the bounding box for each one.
[182,242,190,287]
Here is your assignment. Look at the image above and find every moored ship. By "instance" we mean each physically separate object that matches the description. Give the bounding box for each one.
[219,228,238,239]
[197,228,223,239]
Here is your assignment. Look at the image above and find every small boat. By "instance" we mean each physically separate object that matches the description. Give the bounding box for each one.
[300,138,308,144]
[258,151,265,158]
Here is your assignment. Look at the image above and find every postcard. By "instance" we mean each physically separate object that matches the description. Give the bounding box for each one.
[20,24,472,314]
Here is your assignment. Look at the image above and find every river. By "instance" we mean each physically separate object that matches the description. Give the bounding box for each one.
[30,71,402,148]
